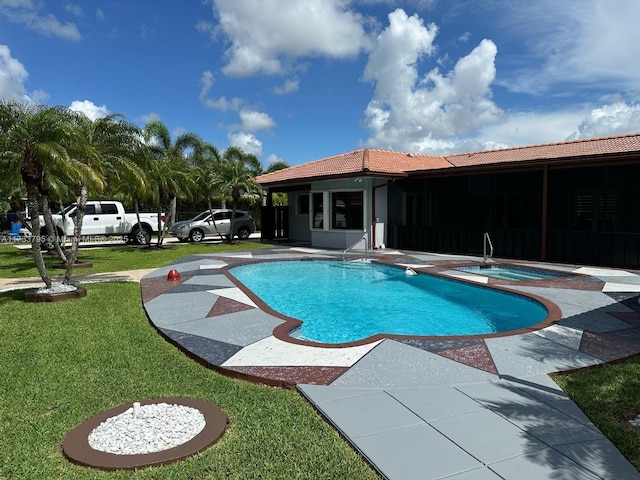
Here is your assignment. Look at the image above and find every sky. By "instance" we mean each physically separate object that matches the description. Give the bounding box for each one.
[2,0,640,169]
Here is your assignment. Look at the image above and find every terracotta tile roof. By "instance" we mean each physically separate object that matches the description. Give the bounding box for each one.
[256,133,640,186]
[255,149,452,185]
[444,132,640,168]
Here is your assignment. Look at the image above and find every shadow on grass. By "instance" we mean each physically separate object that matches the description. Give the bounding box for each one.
[0,289,28,305]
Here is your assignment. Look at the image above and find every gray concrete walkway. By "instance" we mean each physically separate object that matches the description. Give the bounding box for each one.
[139,247,640,480]
[0,268,154,292]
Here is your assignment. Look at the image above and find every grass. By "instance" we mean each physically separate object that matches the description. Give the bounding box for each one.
[0,282,380,479]
[0,240,271,278]
[554,358,640,470]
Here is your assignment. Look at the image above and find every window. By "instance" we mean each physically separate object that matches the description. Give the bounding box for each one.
[100,203,118,214]
[331,191,363,230]
[297,194,310,215]
[575,193,616,231]
[402,193,424,226]
[312,192,324,228]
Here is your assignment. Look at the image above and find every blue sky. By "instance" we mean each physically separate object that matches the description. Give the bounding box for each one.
[2,0,640,168]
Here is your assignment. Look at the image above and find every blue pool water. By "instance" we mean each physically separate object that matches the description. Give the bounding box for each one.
[228,260,549,344]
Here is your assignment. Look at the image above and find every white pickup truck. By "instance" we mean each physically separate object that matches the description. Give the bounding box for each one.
[23,200,164,246]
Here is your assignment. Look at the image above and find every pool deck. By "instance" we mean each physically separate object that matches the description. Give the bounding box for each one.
[140,247,640,480]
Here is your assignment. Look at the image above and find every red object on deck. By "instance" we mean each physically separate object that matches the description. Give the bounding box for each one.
[167,269,180,280]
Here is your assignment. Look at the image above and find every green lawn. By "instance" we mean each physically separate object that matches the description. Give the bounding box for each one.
[554,358,640,470]
[0,281,380,479]
[0,240,271,278]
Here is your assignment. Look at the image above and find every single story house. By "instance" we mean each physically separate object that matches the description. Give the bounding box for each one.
[255,133,640,269]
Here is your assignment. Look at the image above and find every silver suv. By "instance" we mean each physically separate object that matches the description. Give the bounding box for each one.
[169,209,256,243]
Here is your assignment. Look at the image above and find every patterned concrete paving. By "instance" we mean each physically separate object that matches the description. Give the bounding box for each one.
[140,247,640,479]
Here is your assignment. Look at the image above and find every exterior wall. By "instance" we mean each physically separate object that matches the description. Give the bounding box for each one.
[309,178,370,250]
[276,178,390,249]
[387,164,640,268]
[546,163,640,267]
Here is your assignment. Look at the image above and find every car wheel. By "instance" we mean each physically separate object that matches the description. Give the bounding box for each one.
[40,229,65,251]
[189,229,204,243]
[237,226,250,240]
[132,227,151,245]
[40,237,55,251]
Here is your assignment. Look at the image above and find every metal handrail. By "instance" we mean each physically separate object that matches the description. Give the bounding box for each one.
[343,232,369,261]
[483,232,494,262]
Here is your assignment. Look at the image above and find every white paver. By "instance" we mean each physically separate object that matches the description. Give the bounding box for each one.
[441,270,489,284]
[574,267,638,277]
[602,282,640,292]
[222,335,382,367]
[533,324,584,351]
[199,261,227,270]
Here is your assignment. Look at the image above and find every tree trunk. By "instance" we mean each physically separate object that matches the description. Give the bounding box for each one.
[208,199,225,242]
[63,186,87,284]
[228,194,239,244]
[26,184,51,288]
[42,196,68,262]
[156,191,165,247]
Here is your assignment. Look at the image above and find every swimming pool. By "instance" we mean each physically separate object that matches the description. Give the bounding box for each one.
[455,264,571,281]
[228,260,549,344]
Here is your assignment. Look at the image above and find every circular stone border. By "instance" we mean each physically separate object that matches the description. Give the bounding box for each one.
[62,397,227,470]
[25,286,87,303]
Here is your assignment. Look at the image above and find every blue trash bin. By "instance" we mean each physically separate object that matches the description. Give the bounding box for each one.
[11,222,21,239]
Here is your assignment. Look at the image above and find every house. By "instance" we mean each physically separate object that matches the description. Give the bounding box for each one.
[255,133,640,269]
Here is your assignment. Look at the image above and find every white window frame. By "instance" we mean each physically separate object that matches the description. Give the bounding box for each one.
[310,189,366,232]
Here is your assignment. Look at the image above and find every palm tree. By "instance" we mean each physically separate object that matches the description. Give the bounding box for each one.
[265,160,290,173]
[190,142,228,241]
[213,146,263,243]
[0,101,104,289]
[143,121,201,246]
[59,112,148,281]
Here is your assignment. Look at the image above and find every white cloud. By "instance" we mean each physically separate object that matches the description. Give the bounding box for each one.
[139,112,161,124]
[469,110,586,152]
[28,88,48,103]
[0,1,82,40]
[494,0,640,95]
[361,9,503,153]
[273,77,299,95]
[568,102,640,140]
[0,44,28,101]
[198,70,243,111]
[238,109,275,132]
[64,4,83,17]
[228,131,263,157]
[210,0,371,77]
[69,100,109,120]
[96,8,104,22]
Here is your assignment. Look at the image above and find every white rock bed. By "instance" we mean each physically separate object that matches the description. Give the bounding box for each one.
[36,284,77,294]
[630,415,640,429]
[88,403,206,455]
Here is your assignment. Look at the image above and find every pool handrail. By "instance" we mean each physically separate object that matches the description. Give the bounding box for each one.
[343,232,369,261]
[483,232,494,262]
